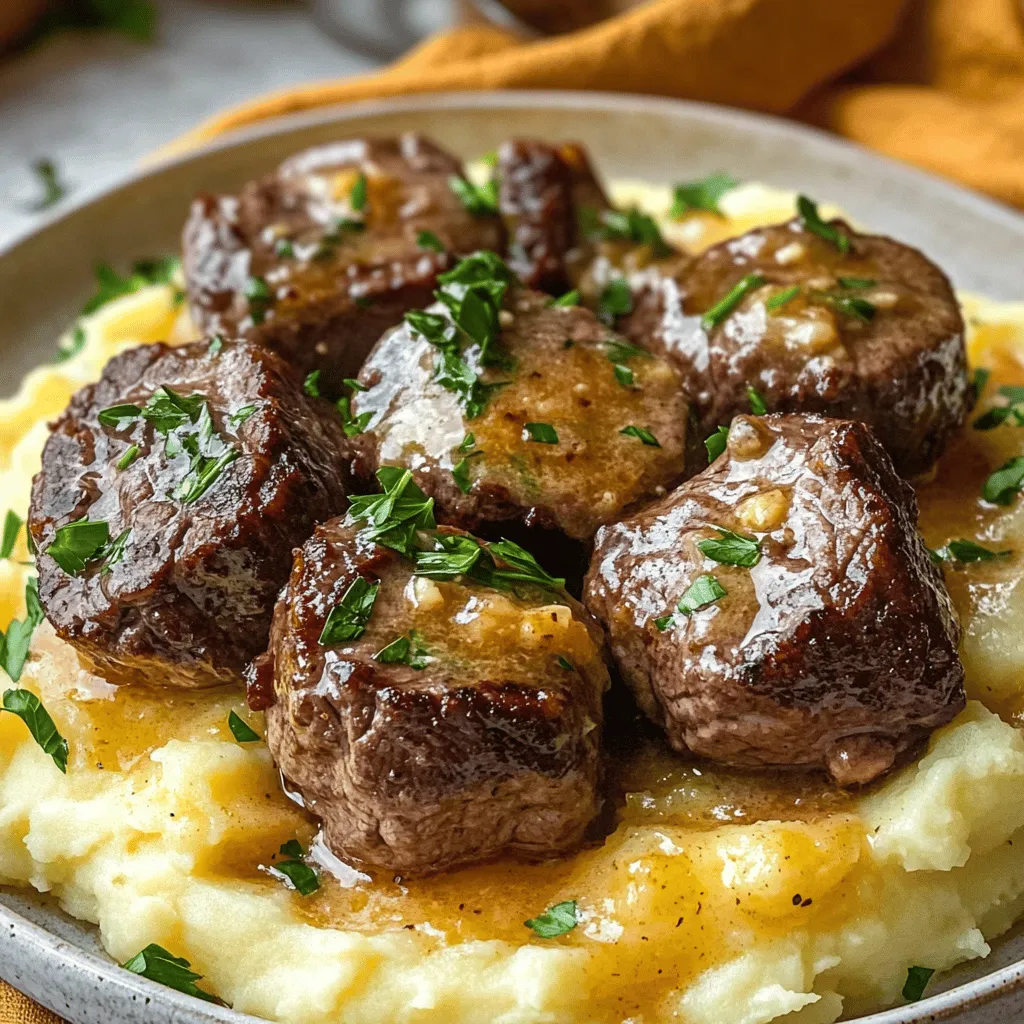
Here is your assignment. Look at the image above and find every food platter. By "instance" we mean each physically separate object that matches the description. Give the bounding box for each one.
[1,90,1024,1024]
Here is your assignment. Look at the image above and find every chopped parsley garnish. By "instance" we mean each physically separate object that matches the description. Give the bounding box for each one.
[100,529,131,573]
[208,336,223,357]
[971,367,991,402]
[245,276,274,324]
[31,158,67,210]
[598,279,634,322]
[374,630,430,669]
[416,229,445,252]
[653,614,674,632]
[319,576,380,646]
[973,403,1024,430]
[116,445,140,471]
[557,656,575,671]
[350,171,368,212]
[525,422,559,444]
[604,337,648,364]
[55,325,87,364]
[98,403,144,429]
[677,574,727,614]
[458,432,477,453]
[304,370,322,398]
[838,276,876,289]
[579,206,671,257]
[698,528,762,567]
[140,387,206,433]
[346,467,436,557]
[274,238,295,259]
[270,840,321,896]
[228,710,261,743]
[122,944,218,1003]
[46,519,112,575]
[405,251,514,419]
[765,285,800,311]
[452,453,483,494]
[415,535,565,596]
[524,899,579,938]
[669,172,739,217]
[705,425,730,463]
[902,966,934,1003]
[1,579,45,685]
[796,195,851,254]
[336,381,373,438]
[701,273,766,331]
[1001,385,1024,403]
[613,364,634,388]
[931,539,1011,564]
[822,293,875,322]
[82,257,181,317]
[551,290,580,308]
[619,425,660,447]
[449,175,499,216]
[344,378,367,393]
[2,686,68,774]
[747,386,768,415]
[228,404,258,429]
[1,512,22,559]
[983,457,1024,505]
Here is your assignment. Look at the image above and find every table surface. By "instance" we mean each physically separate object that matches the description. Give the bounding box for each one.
[0,0,400,249]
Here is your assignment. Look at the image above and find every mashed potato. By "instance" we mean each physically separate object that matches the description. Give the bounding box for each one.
[2,186,1024,1024]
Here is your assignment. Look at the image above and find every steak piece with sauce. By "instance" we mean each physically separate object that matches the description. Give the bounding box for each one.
[347,256,688,543]
[28,339,349,689]
[584,413,965,786]
[257,517,609,875]
[620,213,970,476]
[183,133,504,385]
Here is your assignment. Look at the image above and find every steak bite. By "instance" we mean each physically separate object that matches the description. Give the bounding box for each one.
[584,413,965,786]
[183,133,504,385]
[28,339,349,689]
[347,252,688,543]
[258,478,609,874]
[620,203,969,476]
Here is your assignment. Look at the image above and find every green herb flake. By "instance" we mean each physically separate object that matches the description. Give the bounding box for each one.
[98,403,143,429]
[765,285,800,312]
[374,630,430,670]
[319,577,380,646]
[701,274,766,331]
[605,337,648,364]
[983,457,1024,505]
[677,574,727,615]
[613,364,635,388]
[999,385,1024,403]
[303,370,322,398]
[0,579,45,686]
[336,394,373,438]
[524,422,559,444]
[524,899,579,939]
[415,230,444,253]
[228,404,258,429]
[55,324,87,364]
[669,172,739,218]
[458,432,477,454]
[823,293,875,322]
[346,467,436,558]
[973,403,1024,430]
[271,840,321,896]
[698,528,762,568]
[551,290,580,308]
[598,278,634,321]
[245,276,274,324]
[31,158,67,211]
[274,237,294,259]
[747,386,768,415]
[653,614,674,632]
[80,257,180,320]
[931,539,1011,564]
[557,656,575,671]
[902,966,934,1003]
[122,944,219,1002]
[1,512,23,559]
[415,535,564,596]
[116,445,141,471]
[705,425,730,463]
[1,687,68,773]
[46,519,110,576]
[619,425,660,447]
[580,206,671,257]
[838,277,876,289]
[796,195,851,254]
[228,710,261,743]
[208,336,224,357]
[452,453,483,494]
[449,175,499,216]
[971,367,991,403]
[350,172,368,212]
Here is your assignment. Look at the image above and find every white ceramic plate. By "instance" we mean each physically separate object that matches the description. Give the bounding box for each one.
[2,90,1024,1024]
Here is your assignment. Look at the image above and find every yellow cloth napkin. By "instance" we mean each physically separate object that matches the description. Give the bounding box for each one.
[160,0,1024,210]
[3,0,1024,1020]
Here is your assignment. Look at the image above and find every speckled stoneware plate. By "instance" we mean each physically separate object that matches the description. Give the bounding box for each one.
[2,90,1024,1024]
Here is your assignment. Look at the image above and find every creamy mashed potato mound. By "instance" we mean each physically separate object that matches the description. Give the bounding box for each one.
[2,186,1024,1024]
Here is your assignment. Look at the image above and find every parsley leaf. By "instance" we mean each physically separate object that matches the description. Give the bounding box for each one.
[2,686,68,773]
[705,425,730,463]
[350,172,368,212]
[677,574,727,614]
[417,229,445,252]
[346,467,436,557]
[1,512,22,559]
[579,206,671,257]
[414,535,565,596]
[620,425,660,447]
[669,172,739,217]
[613,364,634,388]
[973,403,1024,430]
[275,238,295,259]
[747,386,768,415]
[228,404,258,429]
[122,944,218,1003]
[55,325,87,364]
[930,539,1011,564]
[796,195,851,254]
[227,710,260,743]
[698,528,762,567]
[98,403,143,429]
[838,276,876,289]
[31,158,67,211]
[1,579,46,684]
[971,367,991,403]
[449,175,499,216]
[116,445,140,471]
[551,290,580,308]
[598,279,633,322]
[304,370,322,398]
[524,422,559,444]
[604,336,648,364]
[80,257,180,318]
[452,448,483,494]
[319,577,380,646]
[525,899,579,938]
[245,276,274,324]
[902,966,934,1003]
[46,519,110,575]
[765,285,800,311]
[701,273,766,331]
[270,840,321,896]
[820,293,875,322]
[983,457,1024,505]
[374,630,431,670]
[653,614,675,632]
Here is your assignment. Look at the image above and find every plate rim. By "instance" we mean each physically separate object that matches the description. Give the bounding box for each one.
[2,87,1024,1024]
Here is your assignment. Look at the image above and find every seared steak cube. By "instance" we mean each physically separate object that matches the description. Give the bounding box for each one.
[347,253,688,542]
[259,510,609,875]
[28,339,349,689]
[584,413,965,785]
[183,133,504,385]
[621,209,969,475]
